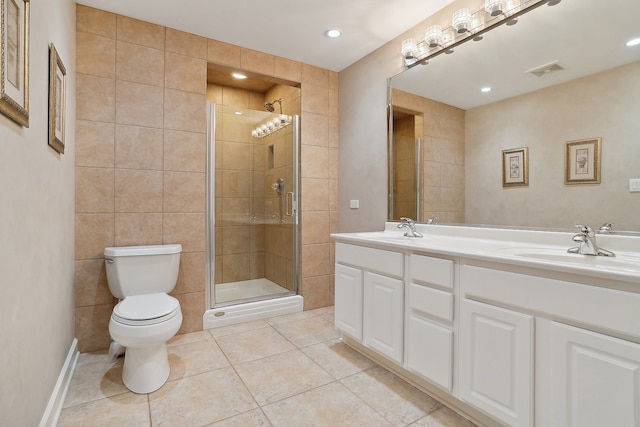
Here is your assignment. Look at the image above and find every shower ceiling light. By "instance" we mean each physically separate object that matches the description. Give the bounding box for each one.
[325,29,342,38]
[400,0,558,68]
[231,72,247,79]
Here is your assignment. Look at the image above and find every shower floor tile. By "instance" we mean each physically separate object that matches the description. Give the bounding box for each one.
[58,306,478,427]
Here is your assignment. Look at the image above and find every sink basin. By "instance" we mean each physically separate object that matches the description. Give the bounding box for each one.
[499,247,640,271]
[350,231,424,240]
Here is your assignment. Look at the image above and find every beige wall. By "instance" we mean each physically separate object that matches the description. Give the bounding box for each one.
[0,0,77,425]
[338,1,465,232]
[75,5,338,352]
[465,61,640,230]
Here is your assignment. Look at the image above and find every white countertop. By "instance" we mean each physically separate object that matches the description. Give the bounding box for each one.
[331,223,640,285]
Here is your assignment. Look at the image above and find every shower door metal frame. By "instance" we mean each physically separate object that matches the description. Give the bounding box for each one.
[205,102,300,309]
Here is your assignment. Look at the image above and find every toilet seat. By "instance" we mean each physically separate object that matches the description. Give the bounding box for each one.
[112,293,180,326]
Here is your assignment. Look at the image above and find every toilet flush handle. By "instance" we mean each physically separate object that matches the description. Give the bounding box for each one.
[105,258,114,263]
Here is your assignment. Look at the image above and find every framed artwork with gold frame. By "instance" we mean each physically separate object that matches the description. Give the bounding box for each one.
[565,138,601,184]
[0,0,30,127]
[502,147,528,187]
[48,43,66,154]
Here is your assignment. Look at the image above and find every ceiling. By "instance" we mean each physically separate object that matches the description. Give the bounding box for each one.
[77,0,455,72]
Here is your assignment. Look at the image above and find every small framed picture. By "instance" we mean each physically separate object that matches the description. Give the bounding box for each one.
[48,43,66,154]
[502,147,528,187]
[565,138,601,184]
[0,0,30,127]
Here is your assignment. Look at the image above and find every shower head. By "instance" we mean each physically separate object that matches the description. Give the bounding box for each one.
[264,98,283,113]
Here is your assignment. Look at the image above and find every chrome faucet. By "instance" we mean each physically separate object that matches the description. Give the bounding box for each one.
[397,217,423,238]
[567,224,615,257]
[598,222,613,234]
[426,216,439,225]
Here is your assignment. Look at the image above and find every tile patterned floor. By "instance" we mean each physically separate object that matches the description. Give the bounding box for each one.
[58,306,477,427]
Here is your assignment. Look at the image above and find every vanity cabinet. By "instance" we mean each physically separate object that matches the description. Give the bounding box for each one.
[459,298,534,427]
[549,321,640,427]
[334,263,363,340]
[334,243,404,363]
[363,271,404,363]
[333,227,640,427]
[406,254,455,391]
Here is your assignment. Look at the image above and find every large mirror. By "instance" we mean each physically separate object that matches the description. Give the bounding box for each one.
[388,0,640,232]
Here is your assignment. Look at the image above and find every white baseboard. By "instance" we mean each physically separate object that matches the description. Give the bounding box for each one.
[39,338,79,427]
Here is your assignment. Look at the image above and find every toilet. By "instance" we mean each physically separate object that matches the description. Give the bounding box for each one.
[104,244,183,394]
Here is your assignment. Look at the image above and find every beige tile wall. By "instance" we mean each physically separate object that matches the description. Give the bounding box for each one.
[392,115,418,219]
[392,89,465,223]
[75,5,338,352]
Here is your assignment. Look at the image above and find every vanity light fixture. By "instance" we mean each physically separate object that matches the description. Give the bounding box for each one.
[626,37,640,47]
[231,72,247,79]
[325,28,342,38]
[400,0,560,68]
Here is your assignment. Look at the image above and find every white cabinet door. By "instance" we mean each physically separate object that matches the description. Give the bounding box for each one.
[459,299,534,427]
[407,313,453,391]
[363,271,404,363]
[334,263,363,340]
[550,321,640,427]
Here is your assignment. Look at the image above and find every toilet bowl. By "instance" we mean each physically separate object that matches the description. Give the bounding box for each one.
[104,244,183,394]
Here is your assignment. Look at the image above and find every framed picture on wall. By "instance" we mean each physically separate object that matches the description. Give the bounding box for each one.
[0,0,30,127]
[502,147,528,187]
[48,43,66,154]
[565,138,601,184]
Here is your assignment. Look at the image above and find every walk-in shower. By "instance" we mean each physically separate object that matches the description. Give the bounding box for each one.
[203,102,302,328]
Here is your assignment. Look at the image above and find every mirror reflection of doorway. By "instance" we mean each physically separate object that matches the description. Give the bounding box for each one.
[389,108,422,221]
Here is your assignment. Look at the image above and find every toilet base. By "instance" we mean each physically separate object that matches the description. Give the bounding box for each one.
[122,343,170,394]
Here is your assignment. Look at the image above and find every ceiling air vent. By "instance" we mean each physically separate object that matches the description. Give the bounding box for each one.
[525,60,565,77]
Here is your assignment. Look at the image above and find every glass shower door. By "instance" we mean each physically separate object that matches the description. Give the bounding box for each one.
[206,102,299,307]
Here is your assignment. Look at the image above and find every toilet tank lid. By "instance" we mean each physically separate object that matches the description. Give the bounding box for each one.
[104,244,182,257]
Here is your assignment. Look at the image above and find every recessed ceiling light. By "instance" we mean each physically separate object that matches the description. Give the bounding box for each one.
[234,111,243,115]
[325,29,342,38]
[481,87,492,93]
[625,37,640,47]
[232,72,247,79]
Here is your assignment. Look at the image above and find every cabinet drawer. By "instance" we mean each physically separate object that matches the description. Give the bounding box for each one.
[410,254,453,289]
[336,242,403,278]
[409,283,454,323]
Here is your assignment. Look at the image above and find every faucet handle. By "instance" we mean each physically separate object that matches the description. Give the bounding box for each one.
[427,216,439,224]
[574,224,594,236]
[599,223,613,233]
[399,217,414,226]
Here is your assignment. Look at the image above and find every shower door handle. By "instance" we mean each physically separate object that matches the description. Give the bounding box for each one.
[285,192,295,216]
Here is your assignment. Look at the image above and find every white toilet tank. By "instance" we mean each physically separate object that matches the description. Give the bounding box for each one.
[104,244,182,299]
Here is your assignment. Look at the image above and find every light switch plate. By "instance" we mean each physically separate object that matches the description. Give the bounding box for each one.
[350,200,359,209]
[630,178,640,192]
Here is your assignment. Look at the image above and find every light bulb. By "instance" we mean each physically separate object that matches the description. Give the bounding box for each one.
[424,25,444,48]
[485,0,507,16]
[452,8,472,33]
[401,38,418,59]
